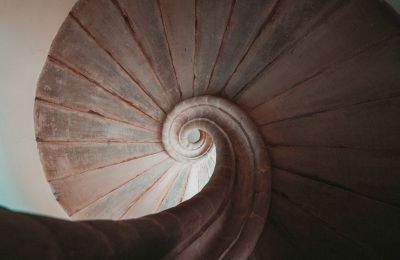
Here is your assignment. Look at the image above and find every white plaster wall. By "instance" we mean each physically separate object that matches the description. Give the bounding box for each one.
[0,0,77,218]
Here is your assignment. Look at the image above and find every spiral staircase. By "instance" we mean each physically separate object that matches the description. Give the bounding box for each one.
[1,0,400,259]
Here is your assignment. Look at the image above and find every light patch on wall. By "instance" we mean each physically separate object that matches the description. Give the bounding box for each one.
[0,0,77,218]
[0,114,25,210]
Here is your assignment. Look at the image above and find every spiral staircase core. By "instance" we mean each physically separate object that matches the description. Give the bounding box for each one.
[1,0,400,259]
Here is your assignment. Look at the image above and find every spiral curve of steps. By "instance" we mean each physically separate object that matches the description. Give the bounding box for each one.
[1,0,400,259]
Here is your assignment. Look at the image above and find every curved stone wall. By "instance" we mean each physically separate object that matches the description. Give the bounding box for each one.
[1,0,400,259]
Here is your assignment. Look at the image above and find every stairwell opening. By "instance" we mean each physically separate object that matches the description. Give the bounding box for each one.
[187,129,201,144]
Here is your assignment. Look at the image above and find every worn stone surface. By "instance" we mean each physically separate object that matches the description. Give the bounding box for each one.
[236,0,400,110]
[260,96,400,149]
[37,61,161,132]
[72,0,176,112]
[71,159,175,220]
[250,36,400,125]
[117,0,181,103]
[223,0,339,98]
[269,194,369,259]
[270,146,400,206]
[193,0,233,96]
[39,142,163,179]
[250,219,305,260]
[50,152,169,215]
[159,0,195,100]
[2,0,400,259]
[49,17,165,122]
[272,167,400,259]
[35,101,159,143]
[206,0,278,94]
